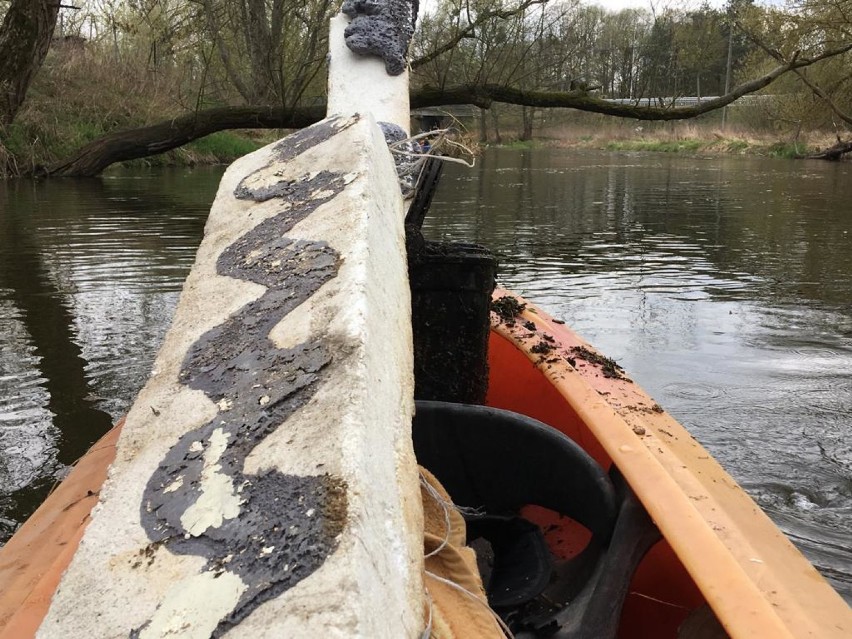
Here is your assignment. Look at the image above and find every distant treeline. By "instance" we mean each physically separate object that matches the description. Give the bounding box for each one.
[0,0,849,174]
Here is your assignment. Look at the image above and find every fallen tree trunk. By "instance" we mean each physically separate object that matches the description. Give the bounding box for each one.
[807,139,852,161]
[40,45,852,178]
[45,105,325,177]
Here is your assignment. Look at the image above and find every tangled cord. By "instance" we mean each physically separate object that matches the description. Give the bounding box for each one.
[382,124,477,199]
[418,470,514,639]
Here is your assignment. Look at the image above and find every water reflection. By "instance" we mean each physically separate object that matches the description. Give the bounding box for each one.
[0,168,215,541]
[424,148,852,600]
[0,151,849,602]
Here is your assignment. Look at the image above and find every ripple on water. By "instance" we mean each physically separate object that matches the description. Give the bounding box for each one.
[662,382,726,400]
[0,303,58,502]
[1,170,215,543]
[750,481,852,601]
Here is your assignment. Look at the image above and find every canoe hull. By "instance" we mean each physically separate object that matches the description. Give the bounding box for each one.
[0,423,121,638]
[486,289,850,639]
[1,291,849,638]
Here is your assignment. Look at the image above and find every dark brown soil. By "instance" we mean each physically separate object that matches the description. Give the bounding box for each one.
[530,341,554,355]
[570,345,631,382]
[491,296,526,324]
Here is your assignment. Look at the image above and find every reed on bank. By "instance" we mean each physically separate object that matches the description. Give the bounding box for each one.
[536,121,838,159]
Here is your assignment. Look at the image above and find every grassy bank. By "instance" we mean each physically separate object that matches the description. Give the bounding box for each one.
[537,122,836,159]
[2,125,269,176]
[601,135,812,159]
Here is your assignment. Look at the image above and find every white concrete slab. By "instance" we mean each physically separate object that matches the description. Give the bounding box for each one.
[327,15,411,134]
[38,114,423,638]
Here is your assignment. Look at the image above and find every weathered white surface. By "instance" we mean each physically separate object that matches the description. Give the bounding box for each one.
[327,15,411,134]
[38,114,423,638]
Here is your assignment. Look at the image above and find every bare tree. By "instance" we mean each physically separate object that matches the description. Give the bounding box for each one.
[23,0,852,175]
[192,0,336,107]
[737,0,852,158]
[0,0,63,127]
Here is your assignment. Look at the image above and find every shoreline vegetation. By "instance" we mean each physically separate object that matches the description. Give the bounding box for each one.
[0,40,843,178]
[3,119,842,178]
[2,0,851,178]
[494,123,845,160]
[1,125,278,177]
[2,49,841,177]
[0,42,287,177]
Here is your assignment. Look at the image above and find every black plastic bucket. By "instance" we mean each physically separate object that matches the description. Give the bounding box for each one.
[409,240,497,404]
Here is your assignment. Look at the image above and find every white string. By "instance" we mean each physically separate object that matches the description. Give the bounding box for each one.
[423,570,516,639]
[419,469,507,638]
[420,471,453,559]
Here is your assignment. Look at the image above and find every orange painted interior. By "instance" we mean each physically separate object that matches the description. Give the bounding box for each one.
[486,331,611,469]
[487,327,704,638]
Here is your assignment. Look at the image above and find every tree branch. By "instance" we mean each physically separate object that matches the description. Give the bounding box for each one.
[743,28,852,128]
[45,105,325,177]
[41,40,852,177]
[807,138,852,160]
[200,0,254,104]
[414,44,852,120]
[789,68,852,128]
[411,0,545,70]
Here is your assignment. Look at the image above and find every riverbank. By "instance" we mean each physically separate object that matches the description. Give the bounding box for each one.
[0,46,282,178]
[1,121,273,177]
[5,121,843,178]
[3,81,845,177]
[534,123,844,160]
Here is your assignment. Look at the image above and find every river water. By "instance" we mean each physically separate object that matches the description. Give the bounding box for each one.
[1,149,850,601]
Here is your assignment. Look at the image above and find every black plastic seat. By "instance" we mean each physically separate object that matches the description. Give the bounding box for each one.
[412,402,616,615]
[413,400,617,542]
[413,400,660,639]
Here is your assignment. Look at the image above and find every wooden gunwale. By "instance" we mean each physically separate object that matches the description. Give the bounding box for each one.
[0,421,122,638]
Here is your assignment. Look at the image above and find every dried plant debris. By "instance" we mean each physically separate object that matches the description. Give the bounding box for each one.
[491,296,527,324]
[570,345,631,382]
[379,121,419,197]
[530,341,554,355]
